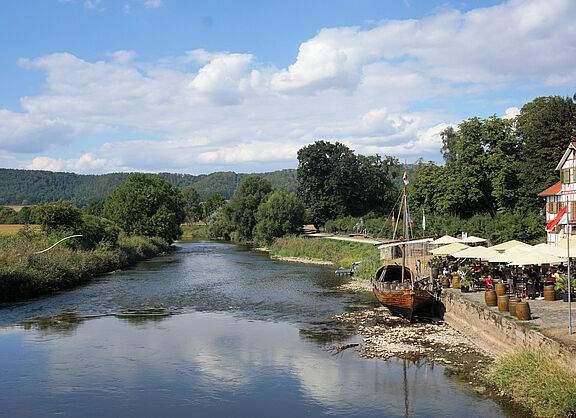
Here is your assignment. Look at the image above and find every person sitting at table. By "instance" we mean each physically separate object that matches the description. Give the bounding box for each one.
[546,269,556,285]
[485,275,493,289]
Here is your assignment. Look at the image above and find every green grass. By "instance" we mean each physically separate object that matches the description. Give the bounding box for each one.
[180,224,209,240]
[484,349,576,417]
[270,235,379,278]
[0,230,170,302]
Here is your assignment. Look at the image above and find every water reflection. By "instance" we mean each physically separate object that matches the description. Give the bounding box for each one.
[1,312,505,417]
[0,241,508,416]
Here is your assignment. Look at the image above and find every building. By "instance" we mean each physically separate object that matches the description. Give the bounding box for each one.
[539,142,576,245]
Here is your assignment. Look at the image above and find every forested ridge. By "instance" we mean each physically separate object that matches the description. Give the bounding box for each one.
[0,168,297,206]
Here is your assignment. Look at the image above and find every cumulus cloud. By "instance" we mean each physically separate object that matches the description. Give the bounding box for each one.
[3,0,576,173]
[503,107,520,119]
[0,110,79,153]
[27,153,109,173]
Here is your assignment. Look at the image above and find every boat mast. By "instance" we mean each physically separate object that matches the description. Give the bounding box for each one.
[402,179,407,283]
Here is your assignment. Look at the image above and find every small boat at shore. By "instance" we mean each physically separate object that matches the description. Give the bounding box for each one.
[371,168,435,322]
[373,264,434,322]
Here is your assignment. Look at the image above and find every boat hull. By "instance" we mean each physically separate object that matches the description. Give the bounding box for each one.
[372,287,433,322]
[372,265,433,322]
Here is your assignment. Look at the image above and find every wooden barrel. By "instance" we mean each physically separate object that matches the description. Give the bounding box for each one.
[516,301,531,320]
[452,277,460,289]
[484,290,497,307]
[497,294,509,312]
[543,285,556,301]
[432,267,440,279]
[441,277,450,288]
[495,282,506,296]
[508,298,521,316]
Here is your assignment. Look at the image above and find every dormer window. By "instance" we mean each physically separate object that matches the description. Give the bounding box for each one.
[561,168,571,184]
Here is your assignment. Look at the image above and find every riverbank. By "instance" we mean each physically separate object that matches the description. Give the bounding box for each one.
[0,231,170,302]
[266,235,576,416]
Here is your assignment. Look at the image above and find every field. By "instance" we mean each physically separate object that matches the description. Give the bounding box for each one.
[0,224,41,235]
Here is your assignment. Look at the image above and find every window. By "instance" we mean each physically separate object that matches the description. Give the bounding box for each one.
[561,169,571,184]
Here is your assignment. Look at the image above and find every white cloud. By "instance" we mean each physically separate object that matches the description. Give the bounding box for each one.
[144,0,162,8]
[503,107,520,119]
[0,110,79,153]
[3,0,576,173]
[27,153,109,173]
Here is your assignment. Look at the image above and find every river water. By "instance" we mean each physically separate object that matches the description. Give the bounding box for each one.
[0,241,507,416]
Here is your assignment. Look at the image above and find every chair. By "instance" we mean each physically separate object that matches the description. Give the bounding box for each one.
[524,283,536,299]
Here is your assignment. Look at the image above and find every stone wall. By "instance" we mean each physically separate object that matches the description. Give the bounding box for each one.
[440,289,576,375]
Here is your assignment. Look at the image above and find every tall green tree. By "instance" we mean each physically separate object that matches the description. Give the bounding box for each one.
[357,154,400,215]
[297,141,362,226]
[517,95,576,210]
[229,175,273,241]
[182,186,202,223]
[253,191,305,245]
[102,173,185,243]
[203,193,227,220]
[34,201,83,233]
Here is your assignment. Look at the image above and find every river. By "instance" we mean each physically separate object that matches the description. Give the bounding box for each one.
[0,241,509,416]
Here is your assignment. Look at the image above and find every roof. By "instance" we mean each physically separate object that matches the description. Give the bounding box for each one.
[538,181,562,196]
[555,142,576,171]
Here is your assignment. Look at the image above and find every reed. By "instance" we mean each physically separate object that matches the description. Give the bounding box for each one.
[484,349,576,417]
[0,230,170,302]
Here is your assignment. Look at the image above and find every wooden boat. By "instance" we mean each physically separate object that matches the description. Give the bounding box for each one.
[371,168,435,322]
[373,264,433,322]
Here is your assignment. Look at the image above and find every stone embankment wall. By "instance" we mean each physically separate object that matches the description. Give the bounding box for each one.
[440,289,576,375]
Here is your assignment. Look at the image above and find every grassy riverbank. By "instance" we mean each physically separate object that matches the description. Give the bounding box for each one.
[269,235,380,280]
[180,224,210,240]
[484,350,576,417]
[0,229,170,302]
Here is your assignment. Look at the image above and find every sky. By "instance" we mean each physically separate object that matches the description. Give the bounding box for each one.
[0,0,575,175]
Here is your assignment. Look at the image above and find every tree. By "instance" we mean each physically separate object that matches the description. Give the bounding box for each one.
[206,205,234,240]
[182,186,202,223]
[82,200,104,217]
[102,173,185,243]
[203,193,227,220]
[517,95,576,211]
[253,191,305,245]
[34,201,83,233]
[229,175,273,241]
[297,141,362,226]
[357,154,399,215]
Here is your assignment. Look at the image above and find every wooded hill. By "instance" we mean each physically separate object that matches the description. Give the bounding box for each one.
[0,168,297,206]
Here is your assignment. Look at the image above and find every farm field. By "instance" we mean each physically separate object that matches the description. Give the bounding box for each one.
[0,224,40,235]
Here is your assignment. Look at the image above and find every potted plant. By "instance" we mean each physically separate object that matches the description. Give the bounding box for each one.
[554,274,576,302]
[458,266,475,293]
[430,257,442,279]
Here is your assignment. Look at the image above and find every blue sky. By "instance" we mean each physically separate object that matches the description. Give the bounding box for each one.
[1,0,574,175]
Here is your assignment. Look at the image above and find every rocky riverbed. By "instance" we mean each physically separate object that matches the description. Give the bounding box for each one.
[332,277,495,390]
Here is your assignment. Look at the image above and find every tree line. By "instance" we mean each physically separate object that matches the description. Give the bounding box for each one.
[0,168,297,206]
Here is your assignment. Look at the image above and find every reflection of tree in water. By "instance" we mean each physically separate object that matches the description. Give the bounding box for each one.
[21,312,85,336]
[114,309,173,325]
[298,321,357,346]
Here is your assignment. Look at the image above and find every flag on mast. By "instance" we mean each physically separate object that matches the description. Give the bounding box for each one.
[391,211,395,228]
[403,163,409,185]
[422,208,426,231]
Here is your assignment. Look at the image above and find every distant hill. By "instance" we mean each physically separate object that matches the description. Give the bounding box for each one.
[0,168,297,206]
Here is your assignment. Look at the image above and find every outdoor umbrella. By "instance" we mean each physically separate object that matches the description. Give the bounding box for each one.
[430,242,469,256]
[490,240,529,252]
[452,246,500,260]
[507,251,564,266]
[460,235,487,244]
[487,245,533,264]
[433,235,462,245]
